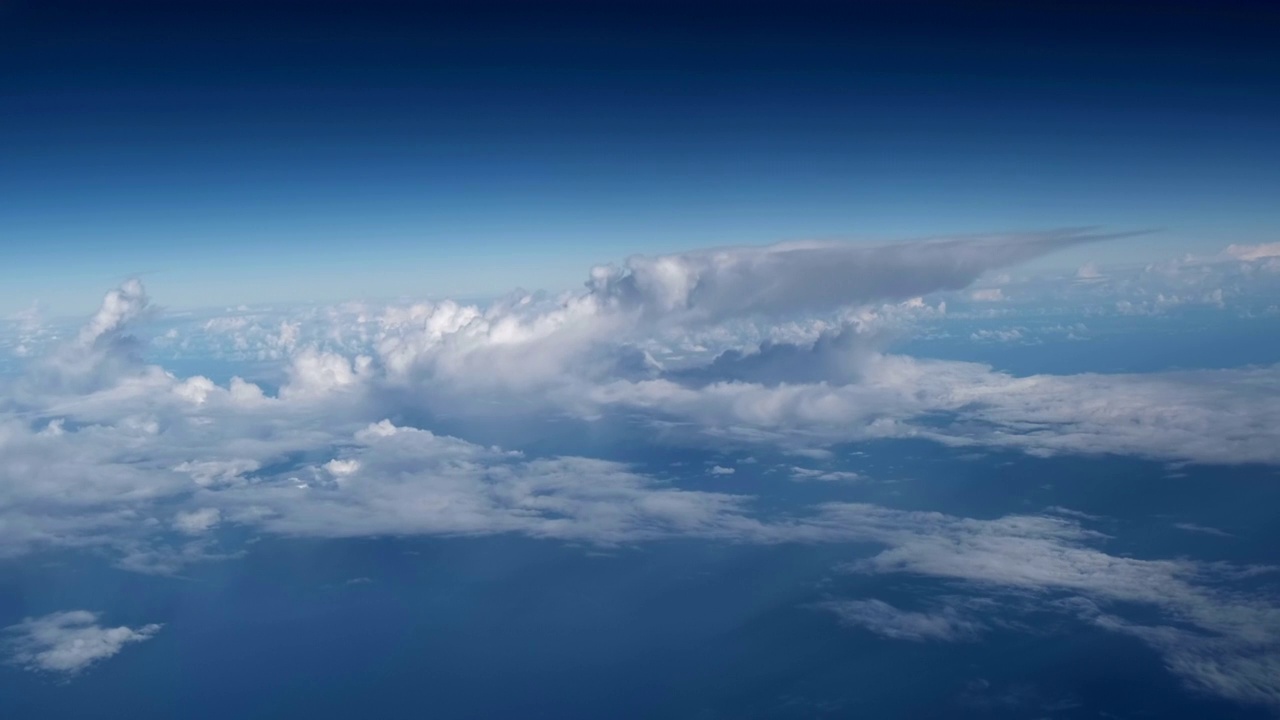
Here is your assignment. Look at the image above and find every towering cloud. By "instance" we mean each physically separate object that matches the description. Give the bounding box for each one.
[586,229,1124,324]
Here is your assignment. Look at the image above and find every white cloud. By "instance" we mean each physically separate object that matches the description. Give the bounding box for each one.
[1076,261,1103,280]
[1,270,1278,707]
[588,352,1280,465]
[4,610,161,674]
[807,503,1280,708]
[815,598,983,641]
[708,465,735,475]
[1223,242,1280,262]
[173,508,221,535]
[173,459,261,488]
[790,467,862,482]
[588,230,1111,324]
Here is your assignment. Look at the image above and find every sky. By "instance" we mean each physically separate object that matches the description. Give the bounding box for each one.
[3,3,1280,719]
[2,0,1278,313]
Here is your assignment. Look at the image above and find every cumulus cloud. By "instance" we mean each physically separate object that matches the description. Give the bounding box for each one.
[1,229,1276,572]
[1075,261,1103,280]
[173,508,221,535]
[25,280,153,393]
[76,279,150,349]
[4,611,161,674]
[2,230,1276,565]
[212,421,759,545]
[0,267,1277,707]
[2,232,1276,708]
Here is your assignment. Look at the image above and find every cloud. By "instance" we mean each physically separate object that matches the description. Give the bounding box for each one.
[3,241,1276,568]
[588,229,1121,325]
[0,229,1274,572]
[173,508,221,535]
[789,467,862,482]
[76,279,149,349]
[1076,261,1103,280]
[589,353,1280,465]
[815,598,984,641]
[4,611,162,674]
[1223,242,1280,262]
[807,503,1280,708]
[212,421,760,545]
[1,271,1277,708]
[2,234,1277,709]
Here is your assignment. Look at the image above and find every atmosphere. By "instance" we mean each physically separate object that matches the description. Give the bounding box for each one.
[3,1,1277,311]
[3,3,1280,720]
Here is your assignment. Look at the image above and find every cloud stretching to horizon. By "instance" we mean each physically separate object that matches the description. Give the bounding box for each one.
[3,232,1280,712]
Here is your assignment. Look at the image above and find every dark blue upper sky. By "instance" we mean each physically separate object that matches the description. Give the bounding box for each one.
[3,0,1278,311]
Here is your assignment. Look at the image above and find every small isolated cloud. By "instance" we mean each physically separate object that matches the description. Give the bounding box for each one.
[1223,242,1280,262]
[1076,261,1103,280]
[816,598,983,642]
[1174,522,1234,538]
[814,503,1280,709]
[790,467,862,483]
[324,459,361,478]
[4,611,162,675]
[173,508,221,535]
[708,465,735,475]
[969,327,1024,343]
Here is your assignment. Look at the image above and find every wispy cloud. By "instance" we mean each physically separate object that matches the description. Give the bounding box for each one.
[815,598,984,641]
[4,611,161,675]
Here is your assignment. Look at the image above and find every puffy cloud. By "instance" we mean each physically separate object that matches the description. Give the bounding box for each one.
[1223,242,1280,262]
[4,611,161,674]
[173,459,261,488]
[1,230,1276,571]
[808,504,1280,708]
[173,507,221,535]
[2,234,1277,707]
[76,279,149,349]
[281,349,372,400]
[26,280,152,393]
[213,421,760,545]
[589,353,1280,465]
[1076,261,1103,280]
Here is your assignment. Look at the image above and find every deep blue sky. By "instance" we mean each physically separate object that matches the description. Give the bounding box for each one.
[2,0,1278,313]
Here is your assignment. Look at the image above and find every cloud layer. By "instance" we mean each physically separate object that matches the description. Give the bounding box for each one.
[1,234,1278,705]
